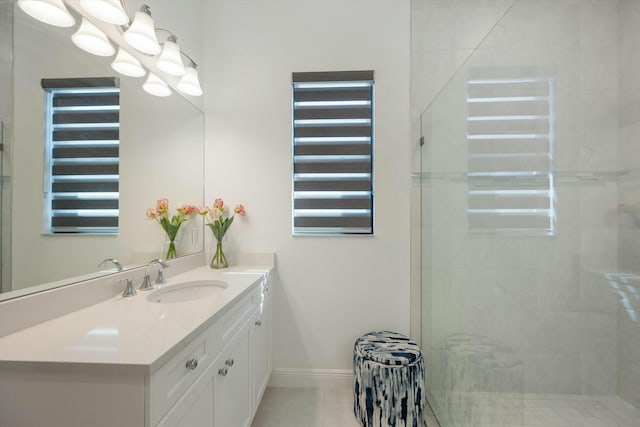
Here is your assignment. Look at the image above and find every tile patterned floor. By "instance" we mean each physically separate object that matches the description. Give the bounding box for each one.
[252,387,640,427]
[431,392,640,427]
[250,386,439,427]
[520,394,640,427]
[251,387,359,427]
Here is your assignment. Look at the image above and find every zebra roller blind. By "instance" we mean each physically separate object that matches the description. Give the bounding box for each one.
[41,77,120,234]
[292,70,374,235]
[466,72,555,235]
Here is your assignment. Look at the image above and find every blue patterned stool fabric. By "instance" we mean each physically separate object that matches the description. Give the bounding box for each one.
[353,331,425,427]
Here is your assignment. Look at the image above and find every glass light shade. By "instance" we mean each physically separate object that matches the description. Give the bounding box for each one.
[123,6,161,55]
[17,0,75,27]
[111,47,146,77]
[80,0,129,25]
[143,73,171,97]
[157,38,185,76]
[177,66,203,97]
[71,18,115,57]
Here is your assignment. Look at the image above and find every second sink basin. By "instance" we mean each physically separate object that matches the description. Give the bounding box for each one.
[147,280,228,304]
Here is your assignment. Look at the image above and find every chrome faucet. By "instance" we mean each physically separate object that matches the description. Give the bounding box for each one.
[97,258,123,272]
[154,259,170,285]
[139,258,169,291]
[119,277,136,297]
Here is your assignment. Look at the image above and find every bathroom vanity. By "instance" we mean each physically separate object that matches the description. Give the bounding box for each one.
[0,264,273,427]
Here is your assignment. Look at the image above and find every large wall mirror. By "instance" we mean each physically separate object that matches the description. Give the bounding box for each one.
[0,0,205,300]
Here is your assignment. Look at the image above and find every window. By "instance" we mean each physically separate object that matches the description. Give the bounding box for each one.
[292,70,374,235]
[41,77,120,234]
[466,72,555,235]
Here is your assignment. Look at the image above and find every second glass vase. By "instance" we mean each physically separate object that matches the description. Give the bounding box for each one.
[166,239,177,259]
[210,240,228,269]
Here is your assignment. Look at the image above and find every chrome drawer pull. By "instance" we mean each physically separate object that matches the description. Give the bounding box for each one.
[255,320,262,327]
[225,358,234,367]
[185,358,199,370]
[218,367,228,376]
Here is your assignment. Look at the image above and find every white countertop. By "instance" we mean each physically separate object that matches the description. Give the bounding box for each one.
[0,265,272,373]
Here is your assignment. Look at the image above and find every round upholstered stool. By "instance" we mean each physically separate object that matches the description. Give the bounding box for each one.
[353,331,425,427]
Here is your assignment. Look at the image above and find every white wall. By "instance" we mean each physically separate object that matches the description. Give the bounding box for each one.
[202,0,411,376]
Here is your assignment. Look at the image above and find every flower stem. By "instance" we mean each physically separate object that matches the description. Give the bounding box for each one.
[166,240,177,259]
[210,240,229,269]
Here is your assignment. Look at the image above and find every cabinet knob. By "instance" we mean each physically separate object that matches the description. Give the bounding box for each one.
[218,367,228,376]
[255,320,262,327]
[225,358,234,367]
[185,358,199,370]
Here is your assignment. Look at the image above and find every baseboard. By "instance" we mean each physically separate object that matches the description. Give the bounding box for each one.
[268,368,353,388]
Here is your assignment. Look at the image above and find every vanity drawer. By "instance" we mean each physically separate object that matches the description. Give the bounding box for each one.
[150,329,214,425]
[216,287,259,348]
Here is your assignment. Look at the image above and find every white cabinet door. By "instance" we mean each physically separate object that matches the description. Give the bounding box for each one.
[156,373,214,427]
[214,327,252,427]
[177,381,214,427]
[251,295,272,411]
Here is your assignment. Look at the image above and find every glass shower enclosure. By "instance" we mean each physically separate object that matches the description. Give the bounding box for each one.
[414,0,640,425]
[0,0,11,293]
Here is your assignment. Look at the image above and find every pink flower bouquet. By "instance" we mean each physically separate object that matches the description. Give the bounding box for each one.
[197,198,246,268]
[146,199,196,259]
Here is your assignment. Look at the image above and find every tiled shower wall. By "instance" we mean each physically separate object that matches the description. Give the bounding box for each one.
[0,1,11,293]
[414,3,640,422]
[617,0,640,410]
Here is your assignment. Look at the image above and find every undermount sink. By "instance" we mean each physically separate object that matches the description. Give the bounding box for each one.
[147,280,228,304]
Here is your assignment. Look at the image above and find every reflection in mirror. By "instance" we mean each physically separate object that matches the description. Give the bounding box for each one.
[0,0,205,300]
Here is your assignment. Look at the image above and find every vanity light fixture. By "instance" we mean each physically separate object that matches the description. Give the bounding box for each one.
[157,35,186,76]
[71,18,116,57]
[79,0,129,26]
[177,63,203,97]
[123,4,161,55]
[143,72,171,97]
[18,0,204,97]
[111,47,146,77]
[17,0,75,27]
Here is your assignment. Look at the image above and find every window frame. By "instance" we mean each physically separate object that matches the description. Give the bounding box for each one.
[291,70,375,236]
[41,77,120,235]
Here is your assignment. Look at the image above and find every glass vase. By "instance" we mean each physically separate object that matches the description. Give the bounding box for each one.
[210,240,228,269]
[166,239,177,259]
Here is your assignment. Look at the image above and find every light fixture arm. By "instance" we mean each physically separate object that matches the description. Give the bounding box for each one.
[154,27,174,38]
[180,51,198,68]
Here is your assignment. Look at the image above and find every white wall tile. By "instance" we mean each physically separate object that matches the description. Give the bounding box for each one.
[579,270,619,314]
[581,312,618,355]
[538,312,582,354]
[579,184,618,229]
[579,0,618,49]
[537,269,581,312]
[618,124,640,170]
[535,353,581,394]
[618,359,640,409]
[580,354,617,395]
[579,128,619,172]
[579,229,618,271]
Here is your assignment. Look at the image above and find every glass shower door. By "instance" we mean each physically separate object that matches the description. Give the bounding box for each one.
[0,118,8,294]
[0,119,11,292]
[416,0,640,426]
